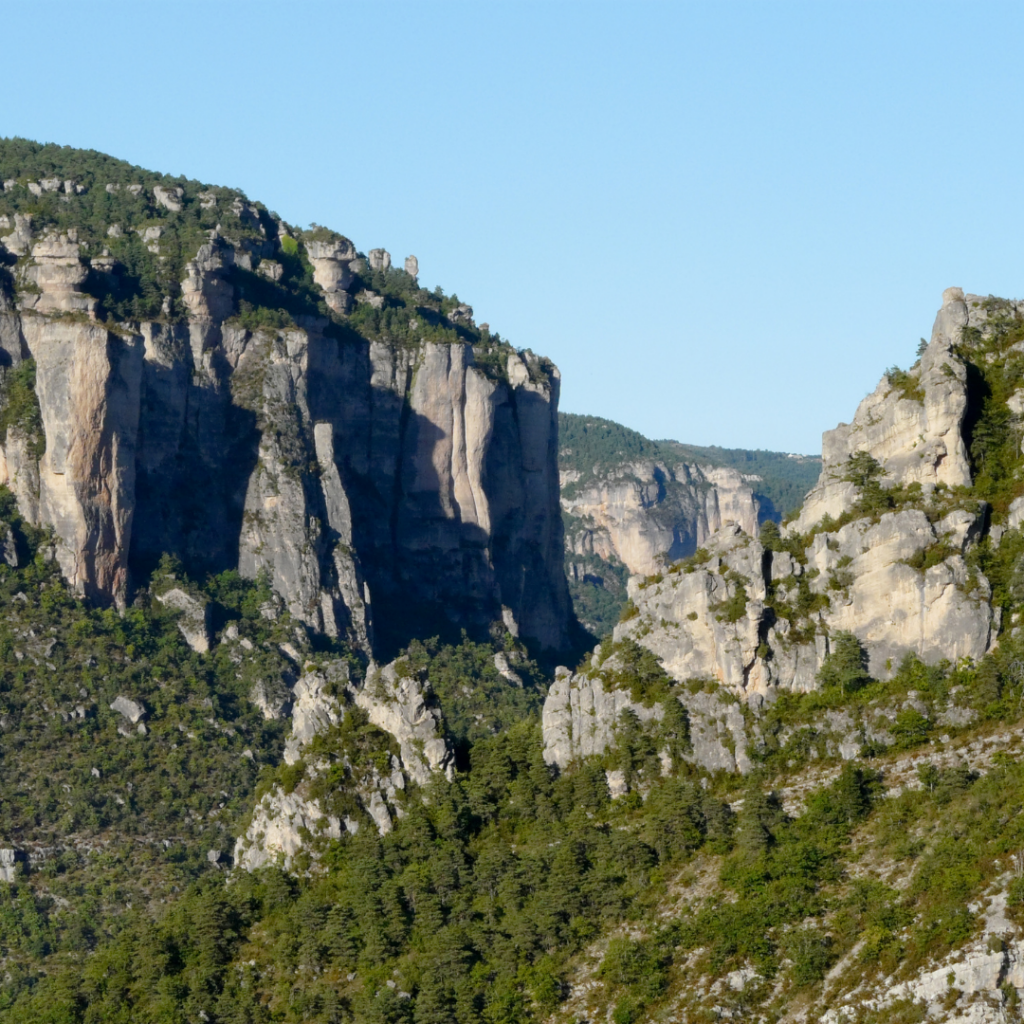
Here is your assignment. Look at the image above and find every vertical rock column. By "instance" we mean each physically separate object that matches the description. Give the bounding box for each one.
[22,318,143,607]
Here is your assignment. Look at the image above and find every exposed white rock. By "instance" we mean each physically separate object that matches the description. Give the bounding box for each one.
[605,769,628,798]
[404,255,418,277]
[792,287,973,533]
[0,849,17,883]
[153,185,184,211]
[234,786,343,872]
[356,659,454,785]
[307,237,358,316]
[249,679,289,720]
[368,248,391,272]
[181,235,235,320]
[562,461,760,577]
[19,233,96,315]
[1009,496,1024,532]
[284,667,346,765]
[1,213,32,255]
[541,656,754,774]
[493,651,523,686]
[257,259,283,282]
[110,696,145,723]
[156,587,211,653]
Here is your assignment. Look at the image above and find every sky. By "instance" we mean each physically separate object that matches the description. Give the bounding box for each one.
[3,0,1024,454]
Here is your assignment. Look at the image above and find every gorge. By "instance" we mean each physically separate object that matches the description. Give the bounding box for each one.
[0,140,1022,1024]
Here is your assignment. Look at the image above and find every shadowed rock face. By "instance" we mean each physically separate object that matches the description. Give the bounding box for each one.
[0,225,573,655]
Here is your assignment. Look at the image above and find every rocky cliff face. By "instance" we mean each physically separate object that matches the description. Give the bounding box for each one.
[0,191,572,656]
[543,289,1024,770]
[791,285,974,533]
[625,289,1008,690]
[557,414,820,636]
[562,460,760,578]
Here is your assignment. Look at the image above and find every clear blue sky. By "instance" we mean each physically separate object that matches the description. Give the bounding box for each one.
[3,0,1023,454]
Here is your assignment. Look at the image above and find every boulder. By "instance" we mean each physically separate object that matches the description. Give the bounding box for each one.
[153,185,184,212]
[156,587,211,653]
[0,849,17,882]
[110,696,145,723]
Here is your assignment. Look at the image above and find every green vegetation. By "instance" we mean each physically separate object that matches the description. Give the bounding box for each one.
[885,364,926,402]
[0,359,44,458]
[0,138,531,385]
[9,141,1024,1023]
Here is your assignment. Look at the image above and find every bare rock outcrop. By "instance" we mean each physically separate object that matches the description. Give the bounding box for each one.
[355,658,454,785]
[792,287,972,533]
[368,248,390,272]
[181,235,235,321]
[235,656,454,870]
[541,650,754,775]
[155,586,211,653]
[283,667,345,765]
[18,317,143,607]
[152,185,183,212]
[306,237,359,316]
[19,233,96,316]
[616,290,1004,699]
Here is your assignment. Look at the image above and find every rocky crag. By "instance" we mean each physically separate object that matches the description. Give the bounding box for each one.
[0,143,572,658]
[558,412,820,635]
[544,288,1024,772]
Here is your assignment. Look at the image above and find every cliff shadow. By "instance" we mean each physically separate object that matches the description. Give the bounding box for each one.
[342,399,501,661]
[129,362,260,589]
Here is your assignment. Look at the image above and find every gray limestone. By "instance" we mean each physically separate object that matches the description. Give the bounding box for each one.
[155,587,211,653]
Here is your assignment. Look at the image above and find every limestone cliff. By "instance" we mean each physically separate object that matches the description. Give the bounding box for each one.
[0,176,572,656]
[558,413,820,636]
[615,289,1008,696]
[543,290,1024,773]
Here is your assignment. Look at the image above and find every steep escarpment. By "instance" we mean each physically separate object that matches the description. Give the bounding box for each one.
[8,139,1024,1024]
[0,140,571,655]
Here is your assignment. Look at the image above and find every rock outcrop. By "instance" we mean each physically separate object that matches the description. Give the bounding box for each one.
[562,461,761,578]
[604,290,1014,700]
[791,286,973,533]
[548,290,1019,765]
[0,215,572,654]
[541,647,754,775]
[355,658,454,785]
[235,657,454,871]
[155,587,211,653]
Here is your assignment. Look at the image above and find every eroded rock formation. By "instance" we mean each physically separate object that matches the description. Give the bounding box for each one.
[0,217,572,654]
